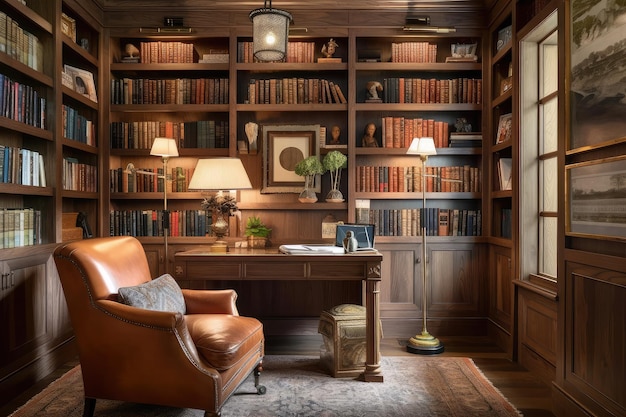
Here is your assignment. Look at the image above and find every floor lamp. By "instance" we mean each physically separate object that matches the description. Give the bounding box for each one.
[150,138,179,273]
[406,137,444,355]
[188,158,252,253]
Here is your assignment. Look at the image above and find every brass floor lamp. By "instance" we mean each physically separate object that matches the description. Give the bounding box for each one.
[406,137,444,355]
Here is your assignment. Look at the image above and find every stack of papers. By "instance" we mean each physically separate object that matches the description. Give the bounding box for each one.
[279,245,345,255]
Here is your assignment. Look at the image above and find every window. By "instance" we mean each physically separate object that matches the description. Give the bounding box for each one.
[519,11,559,282]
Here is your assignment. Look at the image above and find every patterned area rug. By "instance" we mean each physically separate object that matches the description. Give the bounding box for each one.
[10,355,522,417]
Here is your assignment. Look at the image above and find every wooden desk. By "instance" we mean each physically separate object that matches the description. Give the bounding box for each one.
[174,247,384,382]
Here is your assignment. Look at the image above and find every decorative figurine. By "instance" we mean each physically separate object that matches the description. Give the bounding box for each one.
[329,125,341,145]
[318,38,341,63]
[343,230,358,253]
[362,123,379,147]
[321,38,338,58]
[454,117,472,133]
[366,81,383,102]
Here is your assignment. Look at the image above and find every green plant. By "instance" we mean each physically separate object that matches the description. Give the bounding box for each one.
[323,151,347,190]
[245,216,271,238]
[294,155,325,177]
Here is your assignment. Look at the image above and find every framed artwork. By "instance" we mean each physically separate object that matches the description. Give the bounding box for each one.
[261,124,320,194]
[496,113,512,144]
[60,13,76,42]
[569,1,626,151]
[64,65,98,103]
[566,155,626,240]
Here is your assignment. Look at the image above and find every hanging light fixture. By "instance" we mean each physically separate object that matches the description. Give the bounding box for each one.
[249,0,292,62]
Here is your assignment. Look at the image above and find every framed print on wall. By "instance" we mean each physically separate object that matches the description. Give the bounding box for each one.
[566,155,626,240]
[261,124,320,194]
[569,1,626,152]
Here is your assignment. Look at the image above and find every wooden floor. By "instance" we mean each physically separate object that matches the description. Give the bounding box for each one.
[0,335,556,417]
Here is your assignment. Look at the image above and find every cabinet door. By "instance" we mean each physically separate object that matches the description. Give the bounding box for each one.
[490,245,512,330]
[0,253,50,371]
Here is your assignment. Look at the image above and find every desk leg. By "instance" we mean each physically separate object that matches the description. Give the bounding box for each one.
[363,261,383,382]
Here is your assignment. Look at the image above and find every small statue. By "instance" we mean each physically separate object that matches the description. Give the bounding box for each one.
[454,117,472,133]
[321,38,338,58]
[366,81,383,102]
[245,122,259,149]
[124,43,139,58]
[362,123,379,147]
[329,125,341,145]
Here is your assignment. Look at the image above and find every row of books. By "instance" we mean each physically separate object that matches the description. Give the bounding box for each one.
[246,78,347,105]
[237,41,317,63]
[380,117,449,148]
[356,207,482,237]
[1,73,47,129]
[62,105,96,146]
[62,158,97,192]
[0,208,42,249]
[130,41,195,64]
[110,166,192,193]
[381,77,482,104]
[109,120,229,150]
[356,165,481,193]
[391,42,438,63]
[0,145,46,187]
[109,209,212,237]
[110,77,229,105]
[0,11,44,72]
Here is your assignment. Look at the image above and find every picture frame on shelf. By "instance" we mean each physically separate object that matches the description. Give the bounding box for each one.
[566,155,626,240]
[261,124,321,194]
[321,125,347,149]
[496,25,512,52]
[64,65,98,103]
[500,77,513,95]
[61,13,77,42]
[496,113,512,144]
[445,43,478,62]
[569,0,626,151]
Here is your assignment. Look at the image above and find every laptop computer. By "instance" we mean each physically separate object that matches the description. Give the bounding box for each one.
[335,224,376,252]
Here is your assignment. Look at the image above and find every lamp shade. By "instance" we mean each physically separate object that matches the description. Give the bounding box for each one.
[150,137,179,157]
[188,158,253,190]
[407,137,437,156]
[249,1,292,62]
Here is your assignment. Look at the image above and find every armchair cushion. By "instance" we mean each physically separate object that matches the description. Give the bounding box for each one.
[118,273,186,315]
[186,314,264,371]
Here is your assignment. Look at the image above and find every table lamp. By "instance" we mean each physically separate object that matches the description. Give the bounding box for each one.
[406,137,444,355]
[188,158,252,252]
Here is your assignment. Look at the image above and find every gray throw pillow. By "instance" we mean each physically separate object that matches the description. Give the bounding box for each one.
[118,273,186,315]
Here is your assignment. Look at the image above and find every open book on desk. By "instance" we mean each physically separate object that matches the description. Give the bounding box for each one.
[279,244,345,255]
[278,244,378,255]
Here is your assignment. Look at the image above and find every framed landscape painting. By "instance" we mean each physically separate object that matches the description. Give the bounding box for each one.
[569,0,626,151]
[566,155,626,240]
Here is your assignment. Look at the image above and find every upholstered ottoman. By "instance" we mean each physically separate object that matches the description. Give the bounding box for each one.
[318,304,368,378]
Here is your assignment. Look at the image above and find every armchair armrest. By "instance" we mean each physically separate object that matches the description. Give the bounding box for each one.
[98,299,183,329]
[182,289,239,315]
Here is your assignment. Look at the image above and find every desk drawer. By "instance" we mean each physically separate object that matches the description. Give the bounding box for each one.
[186,263,242,279]
[244,262,305,280]
[310,262,365,280]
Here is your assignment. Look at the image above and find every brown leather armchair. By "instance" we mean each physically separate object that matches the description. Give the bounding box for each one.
[53,236,265,417]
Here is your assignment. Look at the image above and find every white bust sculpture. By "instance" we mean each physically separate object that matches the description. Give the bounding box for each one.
[245,122,258,147]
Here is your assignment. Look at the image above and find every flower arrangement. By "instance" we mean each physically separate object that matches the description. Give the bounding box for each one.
[200,193,238,215]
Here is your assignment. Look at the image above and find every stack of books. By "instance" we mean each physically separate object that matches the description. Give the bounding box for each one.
[449,132,482,147]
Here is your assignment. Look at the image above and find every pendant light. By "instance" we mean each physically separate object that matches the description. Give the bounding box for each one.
[249,0,292,62]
